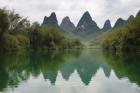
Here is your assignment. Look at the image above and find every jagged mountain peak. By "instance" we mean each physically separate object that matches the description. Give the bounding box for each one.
[83,11,91,17]
[42,12,58,26]
[61,16,72,24]
[60,16,75,32]
[127,15,134,22]
[50,12,56,17]
[102,20,112,31]
[77,11,93,27]
[60,16,75,27]
[104,20,111,26]
[75,11,100,35]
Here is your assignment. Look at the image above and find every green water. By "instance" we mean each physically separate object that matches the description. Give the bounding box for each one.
[0,49,140,93]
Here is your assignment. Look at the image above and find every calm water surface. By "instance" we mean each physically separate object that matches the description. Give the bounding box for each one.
[0,49,140,93]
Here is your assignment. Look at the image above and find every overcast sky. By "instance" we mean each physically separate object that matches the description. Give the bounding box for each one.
[0,0,140,27]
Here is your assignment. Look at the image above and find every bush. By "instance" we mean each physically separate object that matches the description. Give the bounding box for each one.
[2,34,30,51]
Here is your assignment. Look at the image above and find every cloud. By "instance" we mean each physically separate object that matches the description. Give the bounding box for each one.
[0,0,140,27]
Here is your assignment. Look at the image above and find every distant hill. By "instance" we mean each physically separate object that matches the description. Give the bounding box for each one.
[127,15,134,22]
[41,11,138,44]
[60,16,76,36]
[101,20,112,32]
[102,11,140,52]
[113,18,127,28]
[113,15,134,29]
[74,11,100,36]
[42,12,58,27]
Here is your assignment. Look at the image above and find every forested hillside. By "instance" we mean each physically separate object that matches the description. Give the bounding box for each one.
[102,12,140,52]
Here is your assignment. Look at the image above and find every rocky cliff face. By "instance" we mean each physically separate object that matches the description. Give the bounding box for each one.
[41,11,139,41]
[102,20,112,31]
[60,16,75,32]
[42,12,58,27]
[75,11,100,35]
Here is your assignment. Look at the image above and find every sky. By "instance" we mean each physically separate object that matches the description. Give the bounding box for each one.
[0,0,140,28]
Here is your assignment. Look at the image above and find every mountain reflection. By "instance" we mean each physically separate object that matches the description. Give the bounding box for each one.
[0,50,140,91]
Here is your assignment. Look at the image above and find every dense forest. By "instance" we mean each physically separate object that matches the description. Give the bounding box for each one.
[0,8,82,52]
[102,12,140,52]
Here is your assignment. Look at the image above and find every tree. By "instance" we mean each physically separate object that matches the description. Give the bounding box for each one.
[102,15,140,52]
[0,8,9,36]
[8,10,30,32]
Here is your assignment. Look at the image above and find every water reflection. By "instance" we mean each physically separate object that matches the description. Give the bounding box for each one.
[103,51,140,86]
[0,50,140,93]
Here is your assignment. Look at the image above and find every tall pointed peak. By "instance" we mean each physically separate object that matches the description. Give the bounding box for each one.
[127,15,134,22]
[50,12,56,17]
[62,16,71,22]
[84,11,90,16]
[60,16,75,32]
[76,11,100,33]
[82,11,92,19]
[105,20,111,24]
[42,12,58,26]
[102,19,112,31]
[77,11,93,27]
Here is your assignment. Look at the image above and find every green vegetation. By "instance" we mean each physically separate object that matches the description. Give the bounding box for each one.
[0,49,140,90]
[102,15,140,52]
[103,51,140,86]
[0,50,82,89]
[30,26,82,51]
[0,8,82,52]
[1,8,139,52]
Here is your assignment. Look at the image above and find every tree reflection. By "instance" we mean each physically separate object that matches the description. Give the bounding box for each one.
[103,51,140,86]
[0,50,139,91]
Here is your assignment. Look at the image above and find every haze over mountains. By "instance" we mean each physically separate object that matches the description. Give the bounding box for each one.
[60,16,76,36]
[42,11,137,41]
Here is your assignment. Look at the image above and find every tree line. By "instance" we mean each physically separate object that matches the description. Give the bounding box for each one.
[0,8,82,52]
[102,12,140,52]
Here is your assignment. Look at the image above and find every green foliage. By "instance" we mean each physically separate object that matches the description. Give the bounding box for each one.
[8,10,30,31]
[103,51,140,86]
[0,8,82,52]
[0,8,9,35]
[61,38,82,49]
[29,26,82,51]
[41,27,64,49]
[2,34,30,51]
[102,15,140,52]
